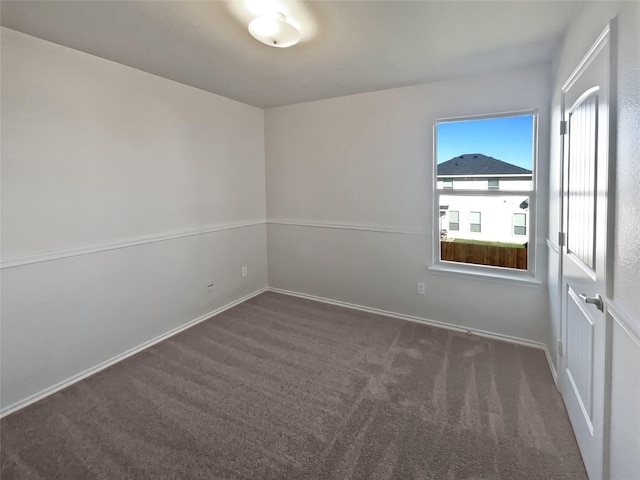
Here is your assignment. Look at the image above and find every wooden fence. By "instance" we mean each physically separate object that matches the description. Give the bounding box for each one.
[441,242,527,270]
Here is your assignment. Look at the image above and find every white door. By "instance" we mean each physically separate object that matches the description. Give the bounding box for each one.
[560,25,613,480]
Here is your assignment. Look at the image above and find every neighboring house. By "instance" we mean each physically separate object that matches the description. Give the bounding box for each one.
[437,154,531,245]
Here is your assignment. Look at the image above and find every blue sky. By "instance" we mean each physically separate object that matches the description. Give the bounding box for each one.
[437,114,534,170]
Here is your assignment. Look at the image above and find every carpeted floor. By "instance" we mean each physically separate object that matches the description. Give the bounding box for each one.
[1,292,586,479]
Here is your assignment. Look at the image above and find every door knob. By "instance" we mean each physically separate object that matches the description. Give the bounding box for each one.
[578,293,604,312]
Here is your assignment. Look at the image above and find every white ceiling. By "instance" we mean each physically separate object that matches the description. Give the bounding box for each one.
[0,0,582,108]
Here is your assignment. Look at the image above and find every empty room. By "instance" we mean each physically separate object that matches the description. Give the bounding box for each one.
[1,1,639,479]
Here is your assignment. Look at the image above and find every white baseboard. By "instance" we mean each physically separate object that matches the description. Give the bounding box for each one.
[268,287,556,373]
[0,287,268,418]
[544,344,559,386]
[2,285,559,418]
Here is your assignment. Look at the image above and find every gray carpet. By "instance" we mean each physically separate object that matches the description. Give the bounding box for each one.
[1,292,586,479]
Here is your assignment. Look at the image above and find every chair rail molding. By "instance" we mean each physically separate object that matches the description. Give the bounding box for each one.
[267,218,430,237]
[1,220,266,269]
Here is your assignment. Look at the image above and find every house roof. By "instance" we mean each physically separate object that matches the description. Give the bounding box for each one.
[437,154,532,176]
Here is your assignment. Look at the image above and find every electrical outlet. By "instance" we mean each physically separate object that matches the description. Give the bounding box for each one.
[417,282,425,295]
[241,266,248,277]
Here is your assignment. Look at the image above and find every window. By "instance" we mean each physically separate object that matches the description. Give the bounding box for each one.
[469,211,481,232]
[514,213,527,235]
[449,211,459,231]
[434,112,536,274]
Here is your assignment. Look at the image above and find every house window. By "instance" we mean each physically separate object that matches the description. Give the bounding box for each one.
[449,211,459,231]
[514,213,527,235]
[469,211,481,232]
[434,112,536,274]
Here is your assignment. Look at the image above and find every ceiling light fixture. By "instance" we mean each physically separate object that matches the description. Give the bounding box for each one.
[248,12,301,48]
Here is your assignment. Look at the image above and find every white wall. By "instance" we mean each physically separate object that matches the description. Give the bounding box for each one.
[548,2,640,478]
[0,28,268,412]
[266,65,552,345]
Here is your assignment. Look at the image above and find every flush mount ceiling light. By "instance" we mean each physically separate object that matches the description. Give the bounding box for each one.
[248,12,301,48]
[225,1,315,48]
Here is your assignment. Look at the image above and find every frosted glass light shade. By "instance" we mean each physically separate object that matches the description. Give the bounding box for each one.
[248,12,301,48]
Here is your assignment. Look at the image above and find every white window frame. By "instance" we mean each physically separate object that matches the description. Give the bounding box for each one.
[513,212,527,236]
[469,211,482,233]
[430,110,538,283]
[449,210,460,231]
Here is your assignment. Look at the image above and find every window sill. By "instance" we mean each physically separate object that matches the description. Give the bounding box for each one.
[428,264,543,288]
